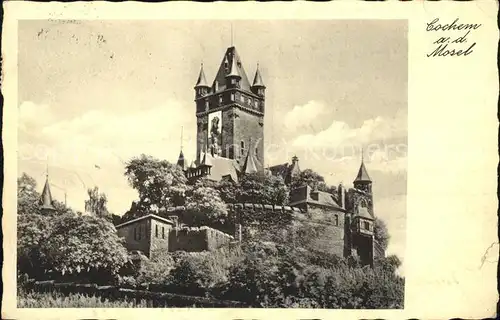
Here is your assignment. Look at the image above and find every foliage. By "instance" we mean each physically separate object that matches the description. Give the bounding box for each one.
[220,240,404,308]
[124,154,188,211]
[41,214,129,282]
[374,217,390,252]
[184,183,228,227]
[238,173,289,205]
[290,169,328,191]
[136,250,176,285]
[84,186,109,217]
[17,173,42,215]
[17,288,161,308]
[17,214,52,277]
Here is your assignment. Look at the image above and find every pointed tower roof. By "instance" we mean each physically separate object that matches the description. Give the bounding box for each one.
[212,47,252,93]
[40,176,56,212]
[252,64,265,87]
[194,63,209,88]
[354,161,371,182]
[226,52,241,78]
[241,145,258,175]
[177,150,187,170]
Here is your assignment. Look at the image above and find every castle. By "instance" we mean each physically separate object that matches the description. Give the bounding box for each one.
[40,45,383,266]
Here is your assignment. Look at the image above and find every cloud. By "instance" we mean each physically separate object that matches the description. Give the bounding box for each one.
[283,100,327,131]
[18,100,196,214]
[291,109,407,149]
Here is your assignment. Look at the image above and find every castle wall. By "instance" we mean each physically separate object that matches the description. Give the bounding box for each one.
[116,220,151,256]
[298,205,346,257]
[168,226,234,252]
[149,219,173,257]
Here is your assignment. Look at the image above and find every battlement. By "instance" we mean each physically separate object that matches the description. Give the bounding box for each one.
[227,203,303,213]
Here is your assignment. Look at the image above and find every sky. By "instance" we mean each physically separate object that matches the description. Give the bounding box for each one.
[18,20,407,266]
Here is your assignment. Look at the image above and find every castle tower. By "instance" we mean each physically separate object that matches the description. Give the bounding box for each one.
[353,155,372,194]
[194,47,265,169]
[40,173,56,214]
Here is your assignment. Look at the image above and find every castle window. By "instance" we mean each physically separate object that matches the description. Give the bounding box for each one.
[231,93,235,101]
[155,225,159,238]
[134,227,137,240]
[363,221,370,231]
[241,141,245,156]
[255,100,259,108]
[360,199,367,208]
[255,147,258,159]
[162,226,165,239]
[240,95,245,102]
[205,99,209,109]
[219,95,223,104]
[231,78,236,85]
[335,214,339,226]
[137,225,142,240]
[215,81,219,91]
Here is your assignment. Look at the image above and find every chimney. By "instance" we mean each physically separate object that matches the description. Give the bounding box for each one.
[338,183,346,209]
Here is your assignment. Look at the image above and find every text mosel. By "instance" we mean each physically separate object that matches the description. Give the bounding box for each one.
[426,18,481,58]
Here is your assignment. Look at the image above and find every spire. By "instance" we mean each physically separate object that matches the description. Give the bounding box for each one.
[354,159,371,182]
[252,63,265,87]
[194,63,209,88]
[177,150,186,169]
[226,52,241,79]
[40,175,56,213]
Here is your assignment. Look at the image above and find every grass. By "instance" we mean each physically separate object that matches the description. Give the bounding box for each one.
[17,288,170,308]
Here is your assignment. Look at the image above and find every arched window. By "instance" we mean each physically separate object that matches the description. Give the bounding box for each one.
[360,199,367,208]
[334,214,339,226]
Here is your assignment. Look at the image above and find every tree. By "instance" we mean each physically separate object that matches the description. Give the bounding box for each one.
[17,214,52,278]
[184,182,228,227]
[374,217,390,252]
[84,186,109,217]
[239,173,289,205]
[124,154,188,211]
[290,169,329,192]
[17,173,42,215]
[41,214,129,282]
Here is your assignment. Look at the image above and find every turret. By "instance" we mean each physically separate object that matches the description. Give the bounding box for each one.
[177,150,187,171]
[353,157,372,194]
[251,64,266,97]
[338,183,346,209]
[225,52,241,89]
[194,63,210,98]
[40,174,56,214]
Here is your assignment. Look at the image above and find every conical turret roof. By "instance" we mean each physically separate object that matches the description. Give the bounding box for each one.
[354,161,371,182]
[226,52,241,78]
[40,176,56,212]
[177,150,187,170]
[252,64,265,87]
[195,63,209,88]
[212,47,252,93]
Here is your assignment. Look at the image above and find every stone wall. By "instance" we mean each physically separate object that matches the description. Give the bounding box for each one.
[168,226,234,252]
[116,219,151,256]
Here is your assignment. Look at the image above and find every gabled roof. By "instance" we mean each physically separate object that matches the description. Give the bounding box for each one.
[252,65,265,87]
[354,161,371,182]
[289,185,344,211]
[115,214,175,229]
[211,47,252,93]
[194,63,209,88]
[356,206,374,220]
[40,177,56,211]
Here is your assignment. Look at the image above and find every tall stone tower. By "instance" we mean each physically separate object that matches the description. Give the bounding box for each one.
[194,47,265,168]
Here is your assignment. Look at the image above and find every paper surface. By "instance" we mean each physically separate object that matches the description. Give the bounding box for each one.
[2,1,498,319]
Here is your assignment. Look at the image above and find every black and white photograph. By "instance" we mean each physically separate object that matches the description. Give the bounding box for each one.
[14,19,409,309]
